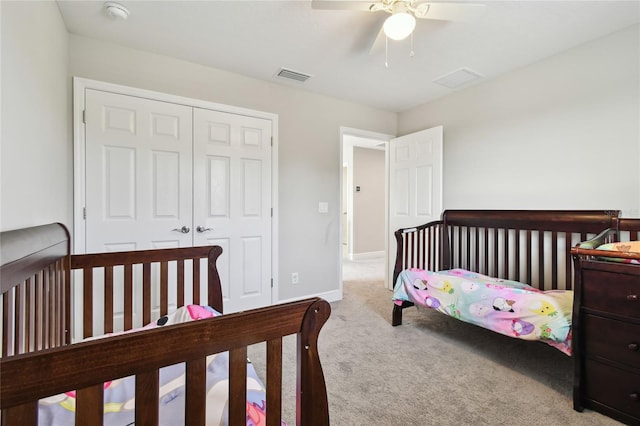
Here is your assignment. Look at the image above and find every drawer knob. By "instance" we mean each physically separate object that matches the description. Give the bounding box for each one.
[631,393,639,402]
[630,343,639,351]
[627,294,638,301]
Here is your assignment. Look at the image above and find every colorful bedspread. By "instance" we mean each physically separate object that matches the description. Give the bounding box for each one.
[38,305,278,425]
[393,268,573,355]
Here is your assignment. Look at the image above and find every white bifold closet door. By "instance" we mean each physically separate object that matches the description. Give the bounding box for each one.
[84,89,272,326]
[192,108,272,313]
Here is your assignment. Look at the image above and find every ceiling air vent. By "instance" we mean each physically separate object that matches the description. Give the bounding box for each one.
[433,68,483,89]
[276,68,312,83]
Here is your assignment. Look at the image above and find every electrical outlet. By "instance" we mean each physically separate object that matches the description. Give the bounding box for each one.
[291,272,299,284]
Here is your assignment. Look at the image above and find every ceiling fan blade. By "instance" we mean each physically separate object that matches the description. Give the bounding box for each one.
[413,2,485,21]
[311,0,378,11]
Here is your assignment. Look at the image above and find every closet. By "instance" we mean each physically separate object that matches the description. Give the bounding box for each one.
[77,83,274,317]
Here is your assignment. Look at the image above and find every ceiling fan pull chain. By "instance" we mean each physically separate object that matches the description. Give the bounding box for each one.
[385,35,389,68]
[410,31,415,57]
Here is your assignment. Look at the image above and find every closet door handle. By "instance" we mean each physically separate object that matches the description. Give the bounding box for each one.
[172,226,190,234]
[196,226,213,233]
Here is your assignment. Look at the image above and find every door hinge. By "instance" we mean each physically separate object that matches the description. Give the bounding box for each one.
[270,137,273,147]
[82,110,86,124]
[83,207,86,220]
[271,207,273,217]
[270,278,273,288]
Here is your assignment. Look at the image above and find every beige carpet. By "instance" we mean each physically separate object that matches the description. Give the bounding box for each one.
[249,256,620,425]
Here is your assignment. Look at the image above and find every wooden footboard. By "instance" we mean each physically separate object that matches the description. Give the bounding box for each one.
[1,223,331,425]
[1,297,331,425]
[392,210,620,326]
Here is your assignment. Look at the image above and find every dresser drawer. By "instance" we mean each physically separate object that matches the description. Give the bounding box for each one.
[584,360,640,419]
[582,269,640,319]
[583,315,640,367]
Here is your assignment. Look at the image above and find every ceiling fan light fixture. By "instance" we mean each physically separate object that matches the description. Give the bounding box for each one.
[383,2,416,41]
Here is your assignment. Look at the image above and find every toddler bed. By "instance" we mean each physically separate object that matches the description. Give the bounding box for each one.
[390,210,625,355]
[0,223,331,425]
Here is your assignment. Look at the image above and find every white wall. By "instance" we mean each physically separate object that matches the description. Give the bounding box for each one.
[1,1,71,231]
[67,35,397,303]
[399,24,640,218]
[352,147,385,254]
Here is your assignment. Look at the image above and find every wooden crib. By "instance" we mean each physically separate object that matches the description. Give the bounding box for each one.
[391,210,621,326]
[0,223,330,425]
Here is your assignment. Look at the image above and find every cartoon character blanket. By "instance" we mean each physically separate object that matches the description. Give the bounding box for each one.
[393,269,573,355]
[38,305,279,425]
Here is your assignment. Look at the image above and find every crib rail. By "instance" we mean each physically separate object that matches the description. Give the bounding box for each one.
[0,297,331,426]
[393,220,443,284]
[441,210,618,291]
[619,218,640,241]
[392,210,621,326]
[1,224,71,357]
[71,245,223,339]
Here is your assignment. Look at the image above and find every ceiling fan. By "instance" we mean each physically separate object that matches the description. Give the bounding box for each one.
[312,0,485,52]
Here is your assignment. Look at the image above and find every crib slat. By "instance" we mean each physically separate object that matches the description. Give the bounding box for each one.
[186,357,207,425]
[193,258,201,305]
[14,284,23,355]
[136,370,159,425]
[35,273,42,350]
[49,266,56,347]
[551,231,558,290]
[503,229,509,279]
[229,346,248,426]
[83,268,93,339]
[514,229,521,282]
[538,231,545,289]
[1,401,38,425]
[43,268,50,349]
[25,278,32,353]
[76,384,104,425]
[143,262,151,327]
[177,259,185,308]
[2,289,12,357]
[267,338,283,426]
[525,230,532,284]
[565,235,572,290]
[124,264,133,331]
[105,266,114,334]
[160,261,168,316]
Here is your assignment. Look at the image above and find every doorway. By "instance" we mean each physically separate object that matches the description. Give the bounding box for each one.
[340,128,392,287]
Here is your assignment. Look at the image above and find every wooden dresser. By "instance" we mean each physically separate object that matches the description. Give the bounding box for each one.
[572,257,640,425]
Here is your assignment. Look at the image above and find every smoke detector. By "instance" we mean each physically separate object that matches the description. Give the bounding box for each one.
[104,2,130,20]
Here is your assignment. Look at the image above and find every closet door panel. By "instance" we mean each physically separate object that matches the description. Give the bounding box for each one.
[85,89,193,253]
[193,108,272,313]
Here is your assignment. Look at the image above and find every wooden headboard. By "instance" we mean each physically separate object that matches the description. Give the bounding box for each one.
[1,223,71,355]
[394,210,619,290]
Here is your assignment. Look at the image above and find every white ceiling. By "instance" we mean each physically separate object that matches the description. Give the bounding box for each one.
[56,0,640,112]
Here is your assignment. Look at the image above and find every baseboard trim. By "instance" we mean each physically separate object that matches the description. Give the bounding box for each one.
[277,288,342,305]
[349,250,385,261]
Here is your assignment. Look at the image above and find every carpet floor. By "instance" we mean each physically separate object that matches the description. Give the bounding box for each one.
[249,256,620,425]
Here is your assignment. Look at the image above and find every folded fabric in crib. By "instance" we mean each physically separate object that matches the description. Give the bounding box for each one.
[38,305,281,426]
[595,241,640,264]
[393,268,573,355]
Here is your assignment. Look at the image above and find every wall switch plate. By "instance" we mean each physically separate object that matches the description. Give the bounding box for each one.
[291,272,299,284]
[318,202,328,213]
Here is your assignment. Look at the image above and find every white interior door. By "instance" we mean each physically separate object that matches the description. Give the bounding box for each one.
[388,126,443,288]
[84,89,194,332]
[193,108,272,313]
[85,89,194,253]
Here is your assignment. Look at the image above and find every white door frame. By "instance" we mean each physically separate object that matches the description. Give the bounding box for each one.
[72,76,279,298]
[339,127,394,289]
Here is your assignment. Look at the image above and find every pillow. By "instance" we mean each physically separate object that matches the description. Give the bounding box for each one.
[595,241,640,264]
